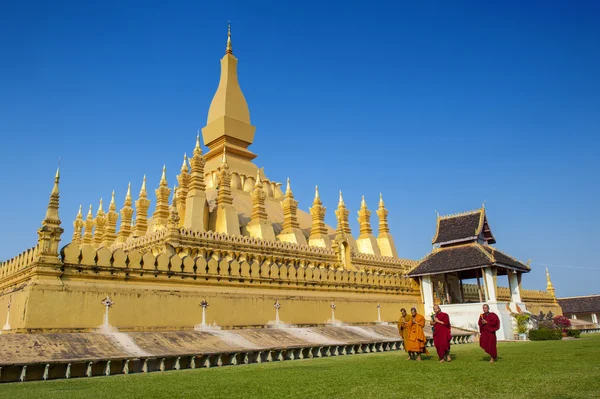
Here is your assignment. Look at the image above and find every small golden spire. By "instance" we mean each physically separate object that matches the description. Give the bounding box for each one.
[254,168,262,187]
[285,178,292,196]
[76,204,83,219]
[379,193,384,208]
[97,198,104,215]
[222,147,228,165]
[125,182,132,204]
[160,165,168,187]
[226,21,233,55]
[194,131,203,155]
[87,204,93,218]
[313,185,322,205]
[181,153,189,173]
[338,191,345,207]
[140,175,147,197]
[546,267,556,299]
[109,190,116,211]
[361,195,367,209]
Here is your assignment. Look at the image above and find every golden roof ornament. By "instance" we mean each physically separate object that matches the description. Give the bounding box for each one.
[338,191,345,207]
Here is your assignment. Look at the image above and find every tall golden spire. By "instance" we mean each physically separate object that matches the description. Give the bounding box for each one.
[117,183,134,243]
[282,178,300,231]
[202,23,257,166]
[133,175,151,237]
[167,185,181,237]
[82,204,94,244]
[357,196,373,236]
[226,21,233,55]
[356,196,381,256]
[209,146,240,235]
[183,133,208,231]
[72,205,84,245]
[103,190,119,246]
[377,193,389,235]
[151,165,171,231]
[216,149,233,206]
[176,153,190,226]
[245,170,275,240]
[546,267,556,299]
[335,191,351,235]
[309,185,330,248]
[277,178,306,245]
[37,167,64,263]
[93,198,106,247]
[376,193,398,257]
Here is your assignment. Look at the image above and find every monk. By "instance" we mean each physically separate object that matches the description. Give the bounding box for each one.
[430,304,452,363]
[397,308,412,360]
[478,303,500,362]
[405,307,427,361]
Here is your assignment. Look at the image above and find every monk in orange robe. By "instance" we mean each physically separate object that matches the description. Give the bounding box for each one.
[397,308,412,360]
[405,307,427,361]
[478,303,500,362]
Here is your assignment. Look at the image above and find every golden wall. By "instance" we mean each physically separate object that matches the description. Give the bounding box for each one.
[0,242,421,333]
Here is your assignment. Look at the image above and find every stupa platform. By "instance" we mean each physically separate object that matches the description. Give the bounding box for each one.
[0,324,475,383]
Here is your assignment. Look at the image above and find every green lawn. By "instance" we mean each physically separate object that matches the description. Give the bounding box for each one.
[3,334,600,399]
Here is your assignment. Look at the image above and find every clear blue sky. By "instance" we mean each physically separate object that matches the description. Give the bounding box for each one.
[1,1,599,297]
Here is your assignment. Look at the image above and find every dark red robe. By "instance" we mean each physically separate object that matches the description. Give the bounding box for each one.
[433,311,452,360]
[478,312,500,359]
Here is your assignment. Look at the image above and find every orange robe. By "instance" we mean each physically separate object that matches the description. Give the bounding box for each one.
[405,314,427,353]
[397,314,412,352]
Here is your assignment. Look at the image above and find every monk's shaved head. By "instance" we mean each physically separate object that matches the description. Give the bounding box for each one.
[483,304,490,312]
[433,304,441,313]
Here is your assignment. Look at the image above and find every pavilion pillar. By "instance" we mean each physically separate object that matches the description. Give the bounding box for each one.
[508,271,522,303]
[422,275,434,315]
[592,313,598,324]
[483,267,497,302]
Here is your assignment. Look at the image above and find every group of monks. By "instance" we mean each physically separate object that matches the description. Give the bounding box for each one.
[397,303,500,363]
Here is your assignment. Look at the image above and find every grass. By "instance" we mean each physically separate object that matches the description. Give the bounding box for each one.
[3,334,600,399]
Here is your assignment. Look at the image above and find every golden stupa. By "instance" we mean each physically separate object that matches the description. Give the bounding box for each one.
[0,25,560,333]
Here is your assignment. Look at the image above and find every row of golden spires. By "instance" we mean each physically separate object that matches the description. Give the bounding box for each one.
[67,135,396,256]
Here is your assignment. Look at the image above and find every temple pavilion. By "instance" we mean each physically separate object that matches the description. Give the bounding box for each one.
[408,207,534,339]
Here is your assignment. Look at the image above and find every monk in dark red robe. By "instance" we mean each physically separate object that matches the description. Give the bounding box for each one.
[431,304,452,362]
[478,304,500,362]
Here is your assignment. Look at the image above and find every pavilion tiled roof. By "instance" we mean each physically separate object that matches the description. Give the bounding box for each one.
[432,208,496,246]
[558,295,600,314]
[408,243,529,277]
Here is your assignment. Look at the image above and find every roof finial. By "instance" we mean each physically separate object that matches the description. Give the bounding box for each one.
[226,21,233,55]
[361,195,367,208]
[338,191,345,207]
[76,204,83,218]
[285,177,291,195]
